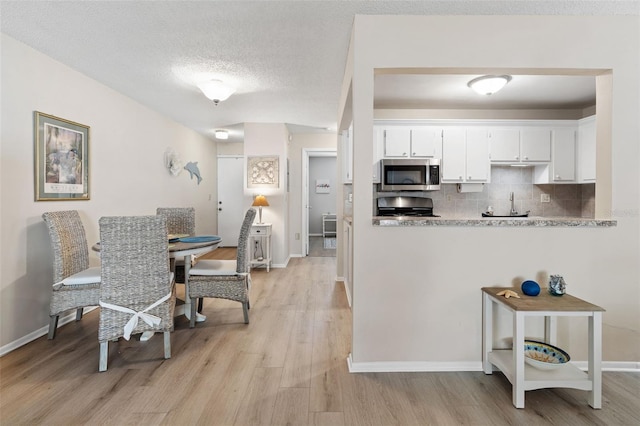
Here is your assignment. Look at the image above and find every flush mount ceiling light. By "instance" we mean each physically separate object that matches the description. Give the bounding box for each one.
[468,75,512,95]
[197,79,236,105]
[215,130,229,140]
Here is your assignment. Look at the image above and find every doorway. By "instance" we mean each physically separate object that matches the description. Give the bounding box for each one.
[217,155,244,247]
[301,149,337,256]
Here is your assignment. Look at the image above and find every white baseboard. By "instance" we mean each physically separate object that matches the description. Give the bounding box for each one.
[0,307,98,357]
[347,353,640,373]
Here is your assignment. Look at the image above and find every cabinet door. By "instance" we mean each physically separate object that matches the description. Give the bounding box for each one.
[489,129,520,161]
[383,127,411,157]
[410,127,442,157]
[442,128,466,181]
[521,128,551,162]
[341,125,352,183]
[578,118,596,182]
[465,129,490,182]
[552,128,576,182]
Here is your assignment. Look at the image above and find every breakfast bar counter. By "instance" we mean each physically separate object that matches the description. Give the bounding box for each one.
[373,216,616,227]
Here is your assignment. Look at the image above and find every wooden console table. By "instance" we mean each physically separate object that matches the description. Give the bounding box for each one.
[482,287,604,409]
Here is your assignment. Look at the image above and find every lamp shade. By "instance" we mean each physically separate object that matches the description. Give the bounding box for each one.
[197,79,236,103]
[468,75,512,95]
[252,195,269,207]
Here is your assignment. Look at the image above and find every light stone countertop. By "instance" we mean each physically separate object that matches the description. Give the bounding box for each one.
[372,216,616,227]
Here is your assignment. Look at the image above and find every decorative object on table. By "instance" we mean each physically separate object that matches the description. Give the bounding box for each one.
[496,289,520,299]
[164,148,183,176]
[42,210,101,339]
[188,208,256,327]
[315,179,330,194]
[549,274,567,296]
[98,215,175,372]
[252,194,269,224]
[524,340,570,370]
[248,156,279,188]
[34,111,90,201]
[184,161,202,184]
[521,280,541,296]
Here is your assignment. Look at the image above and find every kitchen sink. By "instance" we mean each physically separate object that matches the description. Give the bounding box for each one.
[482,213,529,218]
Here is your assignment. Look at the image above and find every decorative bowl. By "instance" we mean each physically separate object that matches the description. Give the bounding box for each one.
[524,340,570,370]
[521,280,540,296]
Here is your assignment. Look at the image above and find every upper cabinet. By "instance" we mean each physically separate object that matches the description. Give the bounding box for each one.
[489,128,551,163]
[381,126,442,158]
[442,127,490,183]
[577,116,596,183]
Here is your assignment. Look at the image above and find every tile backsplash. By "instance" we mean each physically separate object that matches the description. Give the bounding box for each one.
[430,166,595,218]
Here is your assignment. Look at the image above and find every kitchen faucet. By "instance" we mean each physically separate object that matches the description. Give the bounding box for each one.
[510,192,518,216]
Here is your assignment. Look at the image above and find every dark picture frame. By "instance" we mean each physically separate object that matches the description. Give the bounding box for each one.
[34,112,90,201]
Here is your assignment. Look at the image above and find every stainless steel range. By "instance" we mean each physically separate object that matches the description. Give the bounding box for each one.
[376,196,440,217]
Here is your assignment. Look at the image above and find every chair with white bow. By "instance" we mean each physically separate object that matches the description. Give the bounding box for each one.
[187,208,256,327]
[42,210,101,340]
[97,215,176,372]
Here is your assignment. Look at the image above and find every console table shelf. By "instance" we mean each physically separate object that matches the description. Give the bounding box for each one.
[482,286,604,409]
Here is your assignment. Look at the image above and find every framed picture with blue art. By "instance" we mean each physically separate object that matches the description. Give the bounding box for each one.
[34,111,90,201]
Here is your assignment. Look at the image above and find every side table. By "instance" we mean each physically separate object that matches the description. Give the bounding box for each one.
[249,223,272,272]
[482,286,604,409]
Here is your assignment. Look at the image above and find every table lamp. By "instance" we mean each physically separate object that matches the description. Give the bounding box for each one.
[252,195,269,224]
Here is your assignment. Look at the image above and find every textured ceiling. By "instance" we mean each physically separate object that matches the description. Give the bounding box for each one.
[1,1,638,142]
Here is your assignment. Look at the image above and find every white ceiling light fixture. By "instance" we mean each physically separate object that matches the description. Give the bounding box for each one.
[468,75,512,95]
[215,130,229,140]
[197,79,236,105]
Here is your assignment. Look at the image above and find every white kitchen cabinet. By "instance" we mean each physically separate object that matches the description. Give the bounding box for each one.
[578,116,596,182]
[383,127,411,157]
[551,128,576,182]
[342,123,353,184]
[521,128,552,162]
[410,127,442,157]
[441,128,466,181]
[489,129,520,162]
[381,126,441,158]
[489,128,551,163]
[442,127,489,183]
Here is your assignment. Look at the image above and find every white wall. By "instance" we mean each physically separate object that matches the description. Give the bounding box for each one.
[288,134,338,256]
[243,123,290,267]
[0,35,218,350]
[344,16,639,367]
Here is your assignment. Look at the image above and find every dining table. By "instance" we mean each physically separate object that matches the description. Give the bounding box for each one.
[92,235,221,339]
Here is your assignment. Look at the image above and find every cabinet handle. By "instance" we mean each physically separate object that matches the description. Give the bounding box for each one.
[412,152,416,156]
[403,152,407,156]
[524,156,529,160]
[459,175,463,179]
[515,156,519,160]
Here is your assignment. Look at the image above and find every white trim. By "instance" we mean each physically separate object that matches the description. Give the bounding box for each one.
[346,354,640,373]
[0,307,98,357]
[341,280,352,307]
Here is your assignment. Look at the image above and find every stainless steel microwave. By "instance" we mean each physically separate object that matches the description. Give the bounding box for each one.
[379,158,441,191]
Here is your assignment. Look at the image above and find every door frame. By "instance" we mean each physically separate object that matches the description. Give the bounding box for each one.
[301,148,337,256]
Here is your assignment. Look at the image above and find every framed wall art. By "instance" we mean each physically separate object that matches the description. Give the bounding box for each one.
[247,156,279,189]
[34,111,90,201]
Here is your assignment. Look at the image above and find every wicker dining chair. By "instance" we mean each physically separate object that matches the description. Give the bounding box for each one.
[156,207,195,282]
[187,208,256,328]
[97,215,176,372]
[42,210,101,340]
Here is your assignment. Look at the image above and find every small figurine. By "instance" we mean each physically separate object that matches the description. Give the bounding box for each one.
[548,275,567,296]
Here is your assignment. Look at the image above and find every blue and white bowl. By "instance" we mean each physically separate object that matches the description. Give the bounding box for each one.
[524,340,570,370]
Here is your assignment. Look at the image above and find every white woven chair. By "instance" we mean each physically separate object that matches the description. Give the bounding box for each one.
[42,210,101,339]
[97,215,175,372]
[187,208,256,327]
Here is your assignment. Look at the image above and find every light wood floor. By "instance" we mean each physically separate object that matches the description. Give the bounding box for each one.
[1,253,639,425]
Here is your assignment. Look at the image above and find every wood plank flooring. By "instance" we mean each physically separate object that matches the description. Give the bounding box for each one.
[1,253,639,425]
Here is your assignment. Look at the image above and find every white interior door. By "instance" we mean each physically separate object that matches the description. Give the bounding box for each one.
[217,156,244,247]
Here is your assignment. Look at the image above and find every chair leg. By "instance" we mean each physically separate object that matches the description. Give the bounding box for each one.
[242,302,249,324]
[48,316,59,340]
[197,297,203,313]
[75,308,84,321]
[164,331,171,359]
[189,298,197,328]
[99,341,108,372]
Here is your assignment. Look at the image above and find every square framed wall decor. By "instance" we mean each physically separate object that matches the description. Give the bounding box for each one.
[247,156,279,189]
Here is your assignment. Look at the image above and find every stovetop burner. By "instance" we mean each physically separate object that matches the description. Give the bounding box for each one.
[376,196,439,217]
